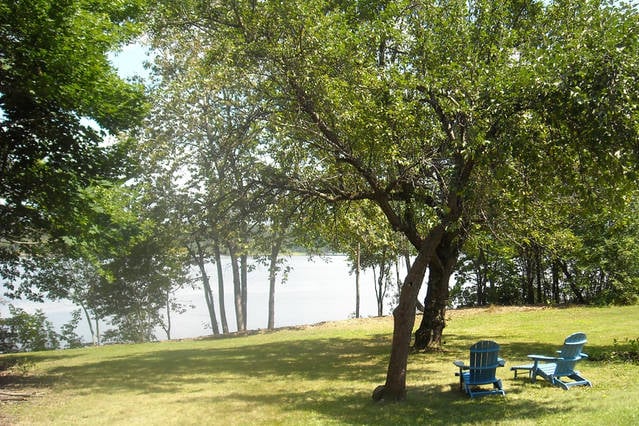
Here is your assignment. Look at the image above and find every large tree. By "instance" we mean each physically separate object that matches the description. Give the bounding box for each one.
[150,0,639,401]
[0,0,148,281]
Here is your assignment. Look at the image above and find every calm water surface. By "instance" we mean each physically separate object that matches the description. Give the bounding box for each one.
[2,255,426,341]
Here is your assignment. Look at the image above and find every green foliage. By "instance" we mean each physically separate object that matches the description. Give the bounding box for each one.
[455,193,639,307]
[148,0,639,258]
[0,305,59,352]
[0,305,85,352]
[59,309,84,349]
[590,337,639,364]
[0,0,149,281]
[96,229,191,343]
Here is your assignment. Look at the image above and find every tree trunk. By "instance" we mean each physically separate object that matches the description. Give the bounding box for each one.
[241,253,248,331]
[81,304,96,346]
[560,261,586,304]
[228,242,245,332]
[413,231,459,350]
[376,267,384,317]
[403,256,426,312]
[200,265,220,335]
[355,243,361,319]
[551,260,560,304]
[374,249,389,317]
[523,246,535,304]
[267,238,283,330]
[373,226,443,402]
[193,240,220,335]
[95,317,100,346]
[164,290,172,340]
[476,247,486,306]
[213,241,229,334]
[535,244,543,304]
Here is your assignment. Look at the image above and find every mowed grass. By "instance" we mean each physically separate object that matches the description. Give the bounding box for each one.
[2,305,639,425]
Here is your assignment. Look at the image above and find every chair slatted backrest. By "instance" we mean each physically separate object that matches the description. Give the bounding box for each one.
[469,340,501,383]
[554,332,587,376]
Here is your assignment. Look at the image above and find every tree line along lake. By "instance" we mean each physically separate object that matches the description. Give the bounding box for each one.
[2,255,424,342]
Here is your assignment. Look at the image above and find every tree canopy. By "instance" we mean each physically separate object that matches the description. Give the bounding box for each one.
[148,0,639,400]
[0,0,148,280]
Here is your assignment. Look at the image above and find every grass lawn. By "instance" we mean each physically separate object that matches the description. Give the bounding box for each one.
[1,305,638,425]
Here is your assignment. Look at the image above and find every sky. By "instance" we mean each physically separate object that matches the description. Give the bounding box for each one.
[108,42,151,80]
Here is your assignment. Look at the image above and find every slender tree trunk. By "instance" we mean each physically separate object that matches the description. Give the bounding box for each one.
[476,247,486,306]
[267,238,283,330]
[373,226,443,402]
[164,291,172,340]
[523,247,535,304]
[213,242,229,334]
[228,242,245,332]
[80,304,96,346]
[488,267,497,305]
[551,260,560,304]
[95,317,100,346]
[192,241,220,335]
[560,261,586,304]
[200,267,220,335]
[373,249,389,317]
[241,253,248,331]
[355,243,361,319]
[376,268,384,317]
[535,245,543,303]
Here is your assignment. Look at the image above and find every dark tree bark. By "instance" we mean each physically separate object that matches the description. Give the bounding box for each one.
[475,247,487,306]
[523,246,535,304]
[535,244,543,303]
[373,226,443,402]
[163,290,173,340]
[560,260,586,304]
[355,243,361,319]
[551,260,561,304]
[413,231,460,350]
[200,266,220,335]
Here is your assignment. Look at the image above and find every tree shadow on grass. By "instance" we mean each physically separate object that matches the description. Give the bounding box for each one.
[5,332,607,424]
[36,336,392,395]
[177,381,593,425]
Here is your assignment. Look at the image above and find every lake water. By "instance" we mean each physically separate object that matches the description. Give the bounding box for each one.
[1,255,426,342]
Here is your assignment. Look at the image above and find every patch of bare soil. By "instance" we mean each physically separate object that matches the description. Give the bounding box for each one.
[0,367,46,404]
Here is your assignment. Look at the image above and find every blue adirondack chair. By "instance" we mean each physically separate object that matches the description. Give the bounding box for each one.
[511,332,592,390]
[453,340,506,398]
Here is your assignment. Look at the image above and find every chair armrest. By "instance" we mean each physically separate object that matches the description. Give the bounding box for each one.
[498,358,506,367]
[527,354,558,362]
[580,352,589,359]
[453,360,468,369]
